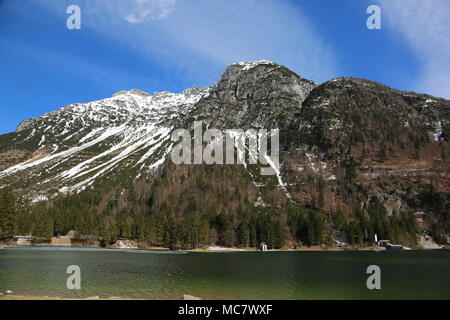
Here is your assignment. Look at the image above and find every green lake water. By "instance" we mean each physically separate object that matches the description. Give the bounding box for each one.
[0,246,448,299]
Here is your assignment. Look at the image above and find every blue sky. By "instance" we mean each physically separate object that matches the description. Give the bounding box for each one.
[0,0,449,134]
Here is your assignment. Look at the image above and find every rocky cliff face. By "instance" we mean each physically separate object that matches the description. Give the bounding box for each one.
[0,61,449,245]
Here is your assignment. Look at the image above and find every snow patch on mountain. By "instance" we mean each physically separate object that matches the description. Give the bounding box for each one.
[231,60,277,71]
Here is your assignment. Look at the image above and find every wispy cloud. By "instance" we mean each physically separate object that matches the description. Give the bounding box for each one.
[161,0,337,82]
[379,0,450,99]
[37,0,337,85]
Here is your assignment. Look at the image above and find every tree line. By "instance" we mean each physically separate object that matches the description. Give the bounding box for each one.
[0,185,421,249]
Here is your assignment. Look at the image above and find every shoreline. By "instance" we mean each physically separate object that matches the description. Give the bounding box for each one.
[2,243,447,252]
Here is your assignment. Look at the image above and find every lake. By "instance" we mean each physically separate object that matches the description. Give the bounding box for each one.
[0,246,449,299]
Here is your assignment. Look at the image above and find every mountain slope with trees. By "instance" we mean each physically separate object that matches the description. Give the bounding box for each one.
[0,61,448,248]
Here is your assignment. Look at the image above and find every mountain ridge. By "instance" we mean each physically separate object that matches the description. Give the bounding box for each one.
[1,61,449,201]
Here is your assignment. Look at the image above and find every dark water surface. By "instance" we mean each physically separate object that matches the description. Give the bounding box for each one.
[0,246,448,299]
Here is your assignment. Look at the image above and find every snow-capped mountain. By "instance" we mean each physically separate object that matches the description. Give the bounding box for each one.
[1,84,211,201]
[0,60,449,218]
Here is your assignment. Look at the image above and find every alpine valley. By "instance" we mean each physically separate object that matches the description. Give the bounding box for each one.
[0,61,449,249]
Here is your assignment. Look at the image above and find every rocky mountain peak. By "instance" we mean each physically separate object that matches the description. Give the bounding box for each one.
[215,60,316,103]
[188,61,317,129]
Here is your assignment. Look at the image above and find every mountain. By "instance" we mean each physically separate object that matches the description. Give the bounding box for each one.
[0,86,210,199]
[0,60,449,248]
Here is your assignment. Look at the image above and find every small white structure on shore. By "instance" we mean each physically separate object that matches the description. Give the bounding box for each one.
[260,242,268,251]
[14,235,34,246]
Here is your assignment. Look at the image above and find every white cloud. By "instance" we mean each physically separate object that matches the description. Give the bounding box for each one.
[121,0,176,23]
[379,0,450,99]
